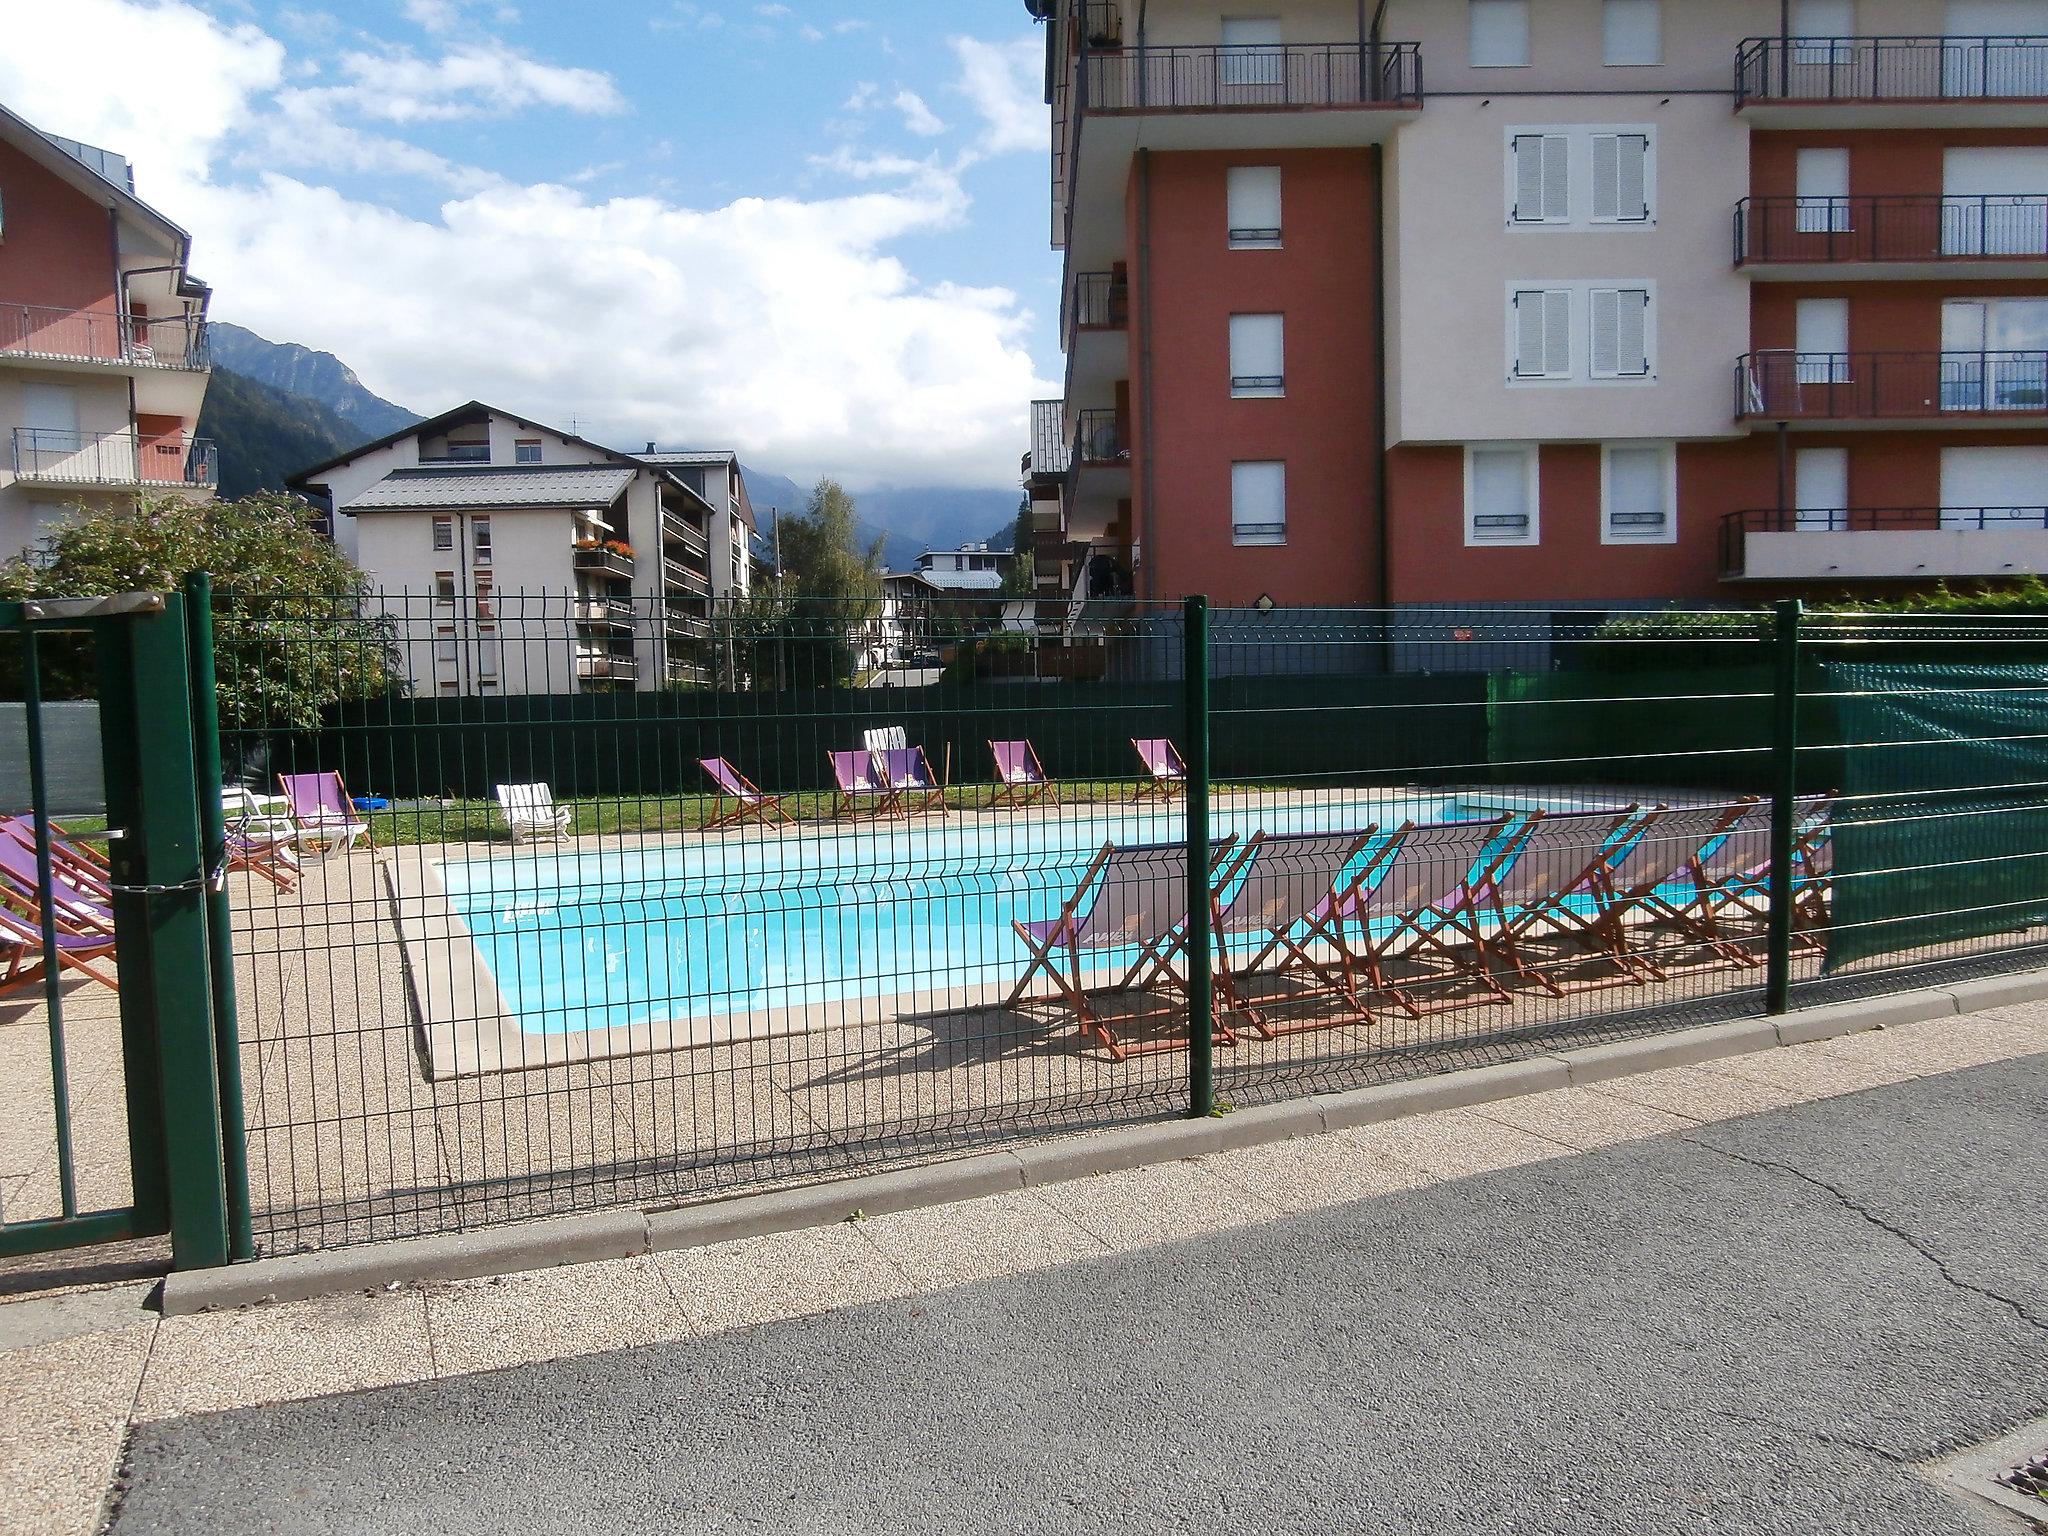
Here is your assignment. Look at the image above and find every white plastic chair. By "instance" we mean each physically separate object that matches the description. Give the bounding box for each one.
[495,783,572,843]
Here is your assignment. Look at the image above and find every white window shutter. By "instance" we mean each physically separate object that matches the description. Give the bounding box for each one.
[1544,290,1572,374]
[1229,313,1285,394]
[1468,447,1537,542]
[1470,0,1531,66]
[1226,166,1282,242]
[1605,445,1670,539]
[1514,288,1572,378]
[1591,134,1650,222]
[1602,0,1662,65]
[1513,134,1569,221]
[1591,136,1620,222]
[1231,461,1287,543]
[1590,288,1649,377]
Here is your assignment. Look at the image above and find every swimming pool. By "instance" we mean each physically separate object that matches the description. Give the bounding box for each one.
[435,792,1534,1037]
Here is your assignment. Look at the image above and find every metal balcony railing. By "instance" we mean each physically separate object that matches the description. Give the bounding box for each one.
[664,556,711,597]
[1736,194,2048,264]
[0,303,208,370]
[574,598,634,628]
[11,428,216,487]
[1735,35,2048,105]
[664,513,710,557]
[1736,350,2048,420]
[1721,505,2048,577]
[1069,272,1128,332]
[1029,399,1070,479]
[1081,40,1422,113]
[1072,409,1126,466]
[572,545,634,579]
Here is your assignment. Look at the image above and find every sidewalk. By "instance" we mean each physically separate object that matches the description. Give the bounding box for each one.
[5,1002,2046,1535]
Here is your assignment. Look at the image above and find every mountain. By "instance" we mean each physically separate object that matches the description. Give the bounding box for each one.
[740,468,1021,573]
[207,322,420,441]
[196,366,358,500]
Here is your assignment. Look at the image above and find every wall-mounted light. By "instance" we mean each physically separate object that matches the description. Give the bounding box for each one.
[1255,593,1276,614]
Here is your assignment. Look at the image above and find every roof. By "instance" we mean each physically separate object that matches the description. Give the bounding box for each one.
[342,465,636,512]
[638,449,738,468]
[0,103,197,280]
[887,568,1008,594]
[289,400,642,487]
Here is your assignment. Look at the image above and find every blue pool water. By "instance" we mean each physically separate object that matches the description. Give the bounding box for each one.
[440,794,1510,1035]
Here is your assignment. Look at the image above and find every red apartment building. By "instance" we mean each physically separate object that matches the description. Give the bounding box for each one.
[1027,0,2048,612]
[0,102,213,560]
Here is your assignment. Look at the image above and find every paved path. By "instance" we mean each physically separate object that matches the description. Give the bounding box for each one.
[103,1048,2048,1535]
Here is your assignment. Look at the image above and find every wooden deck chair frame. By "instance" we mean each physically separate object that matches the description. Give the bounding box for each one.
[873,746,948,817]
[1219,828,1395,1038]
[1582,801,1753,980]
[699,759,796,831]
[0,903,119,994]
[1475,807,1648,997]
[1632,804,1777,966]
[1130,738,1186,801]
[827,750,905,820]
[987,740,1056,810]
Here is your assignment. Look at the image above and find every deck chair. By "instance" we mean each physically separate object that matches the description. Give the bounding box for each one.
[496,783,572,843]
[1470,808,1648,996]
[699,758,795,830]
[1131,737,1186,800]
[0,904,118,994]
[0,815,111,896]
[1212,827,1389,1036]
[1635,801,1776,964]
[215,792,303,889]
[1005,837,1243,1060]
[277,771,372,855]
[1585,801,1755,979]
[828,750,900,819]
[1328,816,1523,1016]
[988,740,1056,810]
[0,832,118,936]
[1792,792,1836,933]
[862,726,908,755]
[874,746,947,816]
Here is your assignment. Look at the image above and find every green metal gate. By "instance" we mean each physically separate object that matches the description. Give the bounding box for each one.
[0,581,249,1271]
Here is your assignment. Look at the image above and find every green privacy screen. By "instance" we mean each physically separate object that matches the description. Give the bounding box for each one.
[1825,662,2048,972]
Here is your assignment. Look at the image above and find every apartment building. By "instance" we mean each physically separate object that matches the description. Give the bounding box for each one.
[1030,0,2048,606]
[290,404,727,694]
[0,102,213,560]
[635,447,757,603]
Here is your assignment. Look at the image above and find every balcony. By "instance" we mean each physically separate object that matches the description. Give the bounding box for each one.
[1027,398,1071,483]
[1064,409,1129,545]
[1734,36,2048,125]
[1736,350,2048,426]
[1722,506,2048,581]
[1736,194,2048,276]
[663,511,710,558]
[572,543,634,579]
[665,612,711,642]
[574,597,634,630]
[1056,38,1421,259]
[1065,271,1130,401]
[664,555,711,597]
[11,428,216,489]
[0,303,208,372]
[576,651,638,685]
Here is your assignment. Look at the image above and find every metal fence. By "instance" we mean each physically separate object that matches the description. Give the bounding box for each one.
[99,593,2043,1256]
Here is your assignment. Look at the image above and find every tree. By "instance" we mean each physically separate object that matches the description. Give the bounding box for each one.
[0,492,401,732]
[772,478,885,685]
[1001,496,1034,599]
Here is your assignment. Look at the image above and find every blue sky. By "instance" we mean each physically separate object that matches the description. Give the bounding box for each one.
[0,0,1061,488]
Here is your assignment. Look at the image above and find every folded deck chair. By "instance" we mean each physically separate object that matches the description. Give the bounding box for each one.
[874,746,947,816]
[1636,801,1776,964]
[277,771,372,855]
[828,750,901,819]
[1470,807,1647,995]
[1130,737,1186,801]
[1330,815,1522,1016]
[1211,828,1389,1037]
[0,831,118,936]
[0,815,111,897]
[988,740,1056,810]
[699,758,795,830]
[0,903,118,994]
[1792,792,1836,933]
[1585,801,1755,979]
[496,783,572,844]
[1005,837,1243,1060]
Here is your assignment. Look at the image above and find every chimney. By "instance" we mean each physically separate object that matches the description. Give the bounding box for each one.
[645,441,656,453]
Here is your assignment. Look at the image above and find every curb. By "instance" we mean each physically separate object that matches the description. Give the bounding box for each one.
[158,975,2043,1315]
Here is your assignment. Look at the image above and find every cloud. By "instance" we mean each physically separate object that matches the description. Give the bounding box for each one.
[948,36,1043,157]
[892,90,946,137]
[0,0,1050,489]
[324,42,626,122]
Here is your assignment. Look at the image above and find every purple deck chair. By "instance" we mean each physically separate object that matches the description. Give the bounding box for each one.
[988,739,1055,809]
[699,758,795,830]
[874,746,947,816]
[0,832,117,935]
[828,750,901,819]
[277,771,371,855]
[1131,737,1186,800]
[0,903,118,994]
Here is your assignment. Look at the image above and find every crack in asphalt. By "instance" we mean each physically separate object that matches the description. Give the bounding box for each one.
[1683,1133,2048,1338]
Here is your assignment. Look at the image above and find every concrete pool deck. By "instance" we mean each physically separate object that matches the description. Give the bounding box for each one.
[2,999,2044,1536]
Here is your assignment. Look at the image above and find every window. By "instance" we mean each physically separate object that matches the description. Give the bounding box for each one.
[1220,16,1283,87]
[432,516,454,552]
[1589,288,1652,378]
[1227,166,1283,247]
[1510,134,1570,224]
[476,645,498,679]
[515,438,542,464]
[445,439,489,463]
[1465,445,1540,546]
[1510,288,1574,379]
[1601,443,1676,543]
[1229,313,1286,397]
[475,577,495,624]
[1942,146,2048,255]
[1602,0,1661,64]
[1507,125,1655,229]
[434,639,458,666]
[434,571,456,602]
[439,680,460,695]
[1791,0,1854,64]
[1589,134,1651,224]
[1796,297,1850,384]
[1470,0,1530,66]
[1795,148,1852,234]
[472,516,492,562]
[1231,461,1287,545]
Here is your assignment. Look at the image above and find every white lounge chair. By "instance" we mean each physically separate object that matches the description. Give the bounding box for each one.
[496,782,572,843]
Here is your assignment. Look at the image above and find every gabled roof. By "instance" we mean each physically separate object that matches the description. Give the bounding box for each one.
[0,103,196,276]
[638,449,738,468]
[288,399,651,487]
[342,464,637,512]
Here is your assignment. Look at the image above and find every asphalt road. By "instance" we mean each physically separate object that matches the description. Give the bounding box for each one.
[112,1056,2048,1535]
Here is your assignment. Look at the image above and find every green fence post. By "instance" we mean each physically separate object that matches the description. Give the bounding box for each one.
[120,593,231,1270]
[1183,594,1213,1118]
[185,573,254,1262]
[1765,598,1803,1016]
